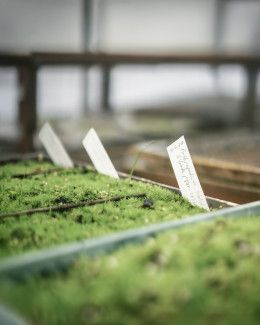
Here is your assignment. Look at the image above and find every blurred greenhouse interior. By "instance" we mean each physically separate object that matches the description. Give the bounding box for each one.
[0,0,259,202]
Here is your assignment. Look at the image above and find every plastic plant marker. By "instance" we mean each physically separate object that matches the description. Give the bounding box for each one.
[82,128,119,179]
[39,123,74,168]
[167,135,209,211]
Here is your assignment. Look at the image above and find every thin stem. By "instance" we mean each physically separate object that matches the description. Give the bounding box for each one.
[129,141,155,179]
[0,193,146,219]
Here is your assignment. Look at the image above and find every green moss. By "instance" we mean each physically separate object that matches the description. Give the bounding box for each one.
[0,160,54,179]
[0,161,202,259]
[0,217,259,324]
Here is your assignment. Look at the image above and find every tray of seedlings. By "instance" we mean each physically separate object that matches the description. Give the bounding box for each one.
[0,153,259,324]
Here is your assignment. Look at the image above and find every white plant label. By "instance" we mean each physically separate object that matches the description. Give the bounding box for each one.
[82,128,119,179]
[39,123,74,168]
[167,136,209,211]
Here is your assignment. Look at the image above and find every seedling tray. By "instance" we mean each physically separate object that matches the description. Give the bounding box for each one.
[0,199,259,280]
[0,153,234,260]
[0,152,255,279]
[0,205,259,325]
[0,153,259,324]
[0,153,236,266]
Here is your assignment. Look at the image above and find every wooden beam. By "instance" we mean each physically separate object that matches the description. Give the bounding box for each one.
[241,65,258,128]
[31,52,260,66]
[101,65,112,111]
[17,64,37,152]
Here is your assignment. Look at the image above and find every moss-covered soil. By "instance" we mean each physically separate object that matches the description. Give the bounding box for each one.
[0,161,202,259]
[0,216,259,324]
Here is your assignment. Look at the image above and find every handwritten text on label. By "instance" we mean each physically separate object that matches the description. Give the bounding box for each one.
[167,136,209,211]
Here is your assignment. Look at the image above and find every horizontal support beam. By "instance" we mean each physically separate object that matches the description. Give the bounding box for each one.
[1,51,260,67]
[32,52,260,67]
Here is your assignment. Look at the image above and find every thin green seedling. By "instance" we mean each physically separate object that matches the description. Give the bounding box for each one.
[17,179,24,205]
[18,183,23,204]
[128,140,155,180]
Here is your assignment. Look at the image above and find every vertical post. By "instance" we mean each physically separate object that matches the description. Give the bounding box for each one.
[241,65,258,128]
[17,63,37,152]
[212,0,226,95]
[82,0,93,114]
[101,64,111,111]
[82,0,92,49]
[212,0,226,53]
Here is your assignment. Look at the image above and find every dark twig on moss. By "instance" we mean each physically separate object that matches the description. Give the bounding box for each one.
[0,193,147,219]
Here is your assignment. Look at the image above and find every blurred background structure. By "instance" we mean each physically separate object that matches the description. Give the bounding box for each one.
[0,0,259,203]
